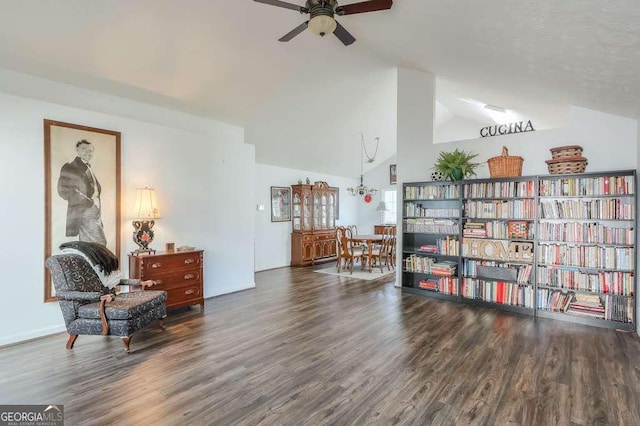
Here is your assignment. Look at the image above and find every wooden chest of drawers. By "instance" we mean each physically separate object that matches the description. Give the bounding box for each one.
[129,250,204,310]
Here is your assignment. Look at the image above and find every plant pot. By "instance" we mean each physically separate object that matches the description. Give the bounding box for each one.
[450,168,464,181]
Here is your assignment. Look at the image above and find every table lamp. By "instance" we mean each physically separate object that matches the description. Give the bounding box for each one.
[376,200,387,224]
[132,187,161,254]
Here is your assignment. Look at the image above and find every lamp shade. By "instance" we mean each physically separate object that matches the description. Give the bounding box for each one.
[376,201,387,211]
[132,187,161,219]
[308,15,337,36]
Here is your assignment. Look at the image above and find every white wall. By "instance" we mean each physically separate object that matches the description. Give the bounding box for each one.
[395,68,437,286]
[358,155,398,234]
[0,73,255,346]
[254,164,358,271]
[427,106,637,179]
[434,116,485,144]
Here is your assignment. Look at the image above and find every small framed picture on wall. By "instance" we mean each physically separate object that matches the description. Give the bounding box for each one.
[390,164,397,185]
[271,186,291,222]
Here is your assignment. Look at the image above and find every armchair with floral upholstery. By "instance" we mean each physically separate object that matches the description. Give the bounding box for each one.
[45,253,167,352]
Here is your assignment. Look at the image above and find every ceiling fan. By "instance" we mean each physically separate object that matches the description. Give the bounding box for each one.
[254,0,393,46]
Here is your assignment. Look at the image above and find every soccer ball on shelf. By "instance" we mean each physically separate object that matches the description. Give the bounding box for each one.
[431,170,444,181]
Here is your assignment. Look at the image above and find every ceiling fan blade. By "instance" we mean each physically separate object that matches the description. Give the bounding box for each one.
[279,21,309,42]
[333,21,356,46]
[336,0,392,15]
[254,0,308,13]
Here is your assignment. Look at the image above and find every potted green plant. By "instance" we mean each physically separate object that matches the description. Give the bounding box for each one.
[434,149,481,180]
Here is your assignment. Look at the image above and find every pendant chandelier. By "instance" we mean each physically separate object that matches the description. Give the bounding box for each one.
[347,134,379,197]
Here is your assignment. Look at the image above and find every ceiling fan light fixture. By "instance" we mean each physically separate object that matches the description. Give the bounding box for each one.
[308,14,337,36]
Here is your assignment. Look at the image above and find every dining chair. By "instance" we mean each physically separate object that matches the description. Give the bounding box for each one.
[335,226,346,269]
[336,227,364,274]
[370,227,394,272]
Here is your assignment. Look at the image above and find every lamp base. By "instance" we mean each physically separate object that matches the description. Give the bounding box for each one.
[132,220,156,255]
[131,248,156,256]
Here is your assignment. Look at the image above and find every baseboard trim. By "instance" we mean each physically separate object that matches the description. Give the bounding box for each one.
[0,324,66,348]
[206,282,256,298]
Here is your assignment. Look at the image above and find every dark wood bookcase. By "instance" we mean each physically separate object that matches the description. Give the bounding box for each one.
[401,170,637,330]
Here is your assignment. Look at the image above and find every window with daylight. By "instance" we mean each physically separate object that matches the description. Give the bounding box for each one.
[382,189,397,225]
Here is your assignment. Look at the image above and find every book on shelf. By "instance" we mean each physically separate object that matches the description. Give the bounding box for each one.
[421,277,459,295]
[539,175,634,197]
[463,222,487,238]
[461,278,534,308]
[404,255,435,273]
[568,293,605,319]
[404,218,459,234]
[431,261,457,276]
[418,279,439,292]
[404,255,457,275]
[538,289,575,313]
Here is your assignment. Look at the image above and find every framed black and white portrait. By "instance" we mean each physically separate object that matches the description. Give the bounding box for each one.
[44,120,121,302]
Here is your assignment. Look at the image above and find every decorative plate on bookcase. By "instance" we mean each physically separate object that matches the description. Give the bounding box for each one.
[431,171,444,181]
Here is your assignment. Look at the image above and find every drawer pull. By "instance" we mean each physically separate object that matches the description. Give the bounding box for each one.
[184,274,196,280]
[151,262,163,269]
[154,279,163,285]
[185,289,195,295]
[184,259,195,264]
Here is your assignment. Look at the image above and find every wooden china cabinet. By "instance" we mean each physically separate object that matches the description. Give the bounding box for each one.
[291,181,338,266]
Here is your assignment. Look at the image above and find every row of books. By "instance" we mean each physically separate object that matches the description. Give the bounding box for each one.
[403,218,459,234]
[405,185,460,200]
[537,289,633,323]
[416,237,459,256]
[463,199,536,219]
[463,180,536,199]
[539,176,634,197]
[537,289,574,313]
[538,222,634,245]
[537,266,634,296]
[463,221,533,240]
[404,255,457,276]
[463,260,532,284]
[417,277,459,295]
[537,244,635,270]
[539,199,634,220]
[404,204,460,218]
[461,278,534,308]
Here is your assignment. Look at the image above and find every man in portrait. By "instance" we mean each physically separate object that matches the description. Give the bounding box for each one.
[57,139,107,245]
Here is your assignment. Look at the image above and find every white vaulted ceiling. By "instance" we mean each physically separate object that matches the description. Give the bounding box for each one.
[0,0,638,176]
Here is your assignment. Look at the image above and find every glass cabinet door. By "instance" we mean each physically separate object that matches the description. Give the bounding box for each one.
[328,193,335,228]
[314,193,321,229]
[321,193,328,229]
[292,192,301,231]
[303,193,311,230]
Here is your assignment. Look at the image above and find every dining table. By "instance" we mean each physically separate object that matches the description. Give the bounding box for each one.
[350,234,385,272]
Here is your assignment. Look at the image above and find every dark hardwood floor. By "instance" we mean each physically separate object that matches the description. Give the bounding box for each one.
[2,266,640,425]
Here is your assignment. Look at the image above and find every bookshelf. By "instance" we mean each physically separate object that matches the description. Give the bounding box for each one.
[536,171,636,329]
[402,181,461,301]
[460,177,537,315]
[401,170,637,330]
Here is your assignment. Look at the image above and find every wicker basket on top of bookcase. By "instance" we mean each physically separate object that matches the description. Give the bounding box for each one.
[546,145,588,174]
[487,146,523,178]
